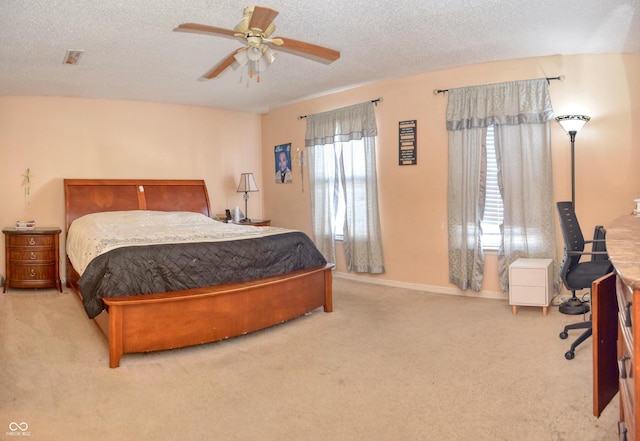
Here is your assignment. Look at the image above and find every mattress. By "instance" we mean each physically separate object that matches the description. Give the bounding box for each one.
[66,211,327,318]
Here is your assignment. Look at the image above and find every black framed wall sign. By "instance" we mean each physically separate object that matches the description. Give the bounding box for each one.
[399,120,417,165]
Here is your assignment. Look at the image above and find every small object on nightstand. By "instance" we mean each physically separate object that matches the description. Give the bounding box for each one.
[509,258,553,316]
[235,219,271,227]
[3,227,62,293]
[15,220,36,229]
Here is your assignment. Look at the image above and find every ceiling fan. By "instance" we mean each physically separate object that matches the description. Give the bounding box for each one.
[174,5,341,82]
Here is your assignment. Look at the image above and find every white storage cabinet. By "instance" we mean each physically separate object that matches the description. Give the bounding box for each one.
[509,258,553,315]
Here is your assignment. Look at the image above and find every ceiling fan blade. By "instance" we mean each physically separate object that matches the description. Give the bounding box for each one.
[200,51,240,80]
[273,37,340,64]
[248,6,279,32]
[174,23,238,39]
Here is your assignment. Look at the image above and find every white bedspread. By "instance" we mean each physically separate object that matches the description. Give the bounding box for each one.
[66,210,285,275]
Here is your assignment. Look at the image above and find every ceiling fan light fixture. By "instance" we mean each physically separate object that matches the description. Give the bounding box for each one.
[234,49,249,67]
[255,58,268,73]
[263,48,276,65]
[247,45,263,61]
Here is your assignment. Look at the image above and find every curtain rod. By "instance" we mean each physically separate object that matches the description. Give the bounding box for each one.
[433,76,565,95]
[297,97,382,119]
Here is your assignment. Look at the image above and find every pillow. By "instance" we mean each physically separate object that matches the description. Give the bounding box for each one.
[72,210,215,228]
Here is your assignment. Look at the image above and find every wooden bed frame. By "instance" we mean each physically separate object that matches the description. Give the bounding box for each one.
[64,179,333,368]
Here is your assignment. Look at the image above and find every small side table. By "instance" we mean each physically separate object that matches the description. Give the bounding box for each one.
[509,258,553,316]
[3,227,62,293]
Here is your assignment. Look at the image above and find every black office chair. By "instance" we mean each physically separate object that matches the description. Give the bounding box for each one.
[556,201,613,360]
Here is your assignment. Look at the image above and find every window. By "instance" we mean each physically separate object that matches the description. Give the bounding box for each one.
[481,125,504,250]
[446,79,555,292]
[334,140,366,241]
[306,101,384,273]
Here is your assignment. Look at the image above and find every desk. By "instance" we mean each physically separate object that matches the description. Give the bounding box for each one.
[595,215,640,439]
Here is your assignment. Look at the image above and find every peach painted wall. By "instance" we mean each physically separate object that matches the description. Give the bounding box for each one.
[0,97,262,279]
[1,54,637,296]
[261,54,640,297]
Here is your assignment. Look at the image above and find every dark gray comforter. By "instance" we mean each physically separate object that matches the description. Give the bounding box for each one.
[78,231,327,318]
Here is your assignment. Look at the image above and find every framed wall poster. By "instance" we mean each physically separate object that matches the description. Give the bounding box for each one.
[399,120,417,165]
[275,143,293,184]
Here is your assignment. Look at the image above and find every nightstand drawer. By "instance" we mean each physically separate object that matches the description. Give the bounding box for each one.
[9,249,56,261]
[9,263,57,281]
[510,286,547,306]
[510,267,547,287]
[8,234,55,247]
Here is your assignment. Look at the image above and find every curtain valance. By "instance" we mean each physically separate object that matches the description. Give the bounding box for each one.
[446,79,553,131]
[305,101,378,146]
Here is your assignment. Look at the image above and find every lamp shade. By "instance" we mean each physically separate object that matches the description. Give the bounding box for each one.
[237,173,259,193]
[234,49,249,67]
[234,47,274,74]
[247,45,262,61]
[555,115,590,133]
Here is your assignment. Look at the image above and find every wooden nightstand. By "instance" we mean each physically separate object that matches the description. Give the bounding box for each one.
[3,227,62,293]
[235,219,271,227]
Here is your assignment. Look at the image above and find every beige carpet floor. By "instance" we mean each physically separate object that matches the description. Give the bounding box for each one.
[0,277,619,440]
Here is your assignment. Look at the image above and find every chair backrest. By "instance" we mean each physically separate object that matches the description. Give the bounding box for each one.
[556,201,609,289]
[557,201,586,286]
[591,225,608,261]
[557,201,585,269]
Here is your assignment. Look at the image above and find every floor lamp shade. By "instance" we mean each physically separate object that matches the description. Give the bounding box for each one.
[555,115,590,135]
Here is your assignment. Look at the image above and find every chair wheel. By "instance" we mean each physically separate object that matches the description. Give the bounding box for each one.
[559,331,568,339]
[565,351,575,360]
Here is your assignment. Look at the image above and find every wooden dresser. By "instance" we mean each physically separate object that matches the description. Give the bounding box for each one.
[601,215,640,440]
[3,227,62,293]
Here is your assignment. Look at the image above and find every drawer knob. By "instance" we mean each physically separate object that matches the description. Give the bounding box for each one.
[625,302,633,328]
[619,355,630,379]
[29,238,36,245]
[30,252,36,260]
[29,269,36,278]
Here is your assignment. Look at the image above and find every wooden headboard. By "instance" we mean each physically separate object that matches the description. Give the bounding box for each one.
[64,179,212,232]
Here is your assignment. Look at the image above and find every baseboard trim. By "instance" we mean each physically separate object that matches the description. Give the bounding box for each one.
[333,271,508,300]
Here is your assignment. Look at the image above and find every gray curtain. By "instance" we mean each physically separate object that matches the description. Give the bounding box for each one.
[305,101,385,273]
[446,79,555,292]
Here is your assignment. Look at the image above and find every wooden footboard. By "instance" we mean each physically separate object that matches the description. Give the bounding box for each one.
[73,263,333,367]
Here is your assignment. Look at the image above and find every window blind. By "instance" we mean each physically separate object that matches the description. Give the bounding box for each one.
[482,125,503,250]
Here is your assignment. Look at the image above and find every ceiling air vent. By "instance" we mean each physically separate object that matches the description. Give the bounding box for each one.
[63,50,83,65]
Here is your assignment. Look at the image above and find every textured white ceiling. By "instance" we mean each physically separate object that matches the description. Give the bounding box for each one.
[1,0,638,113]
